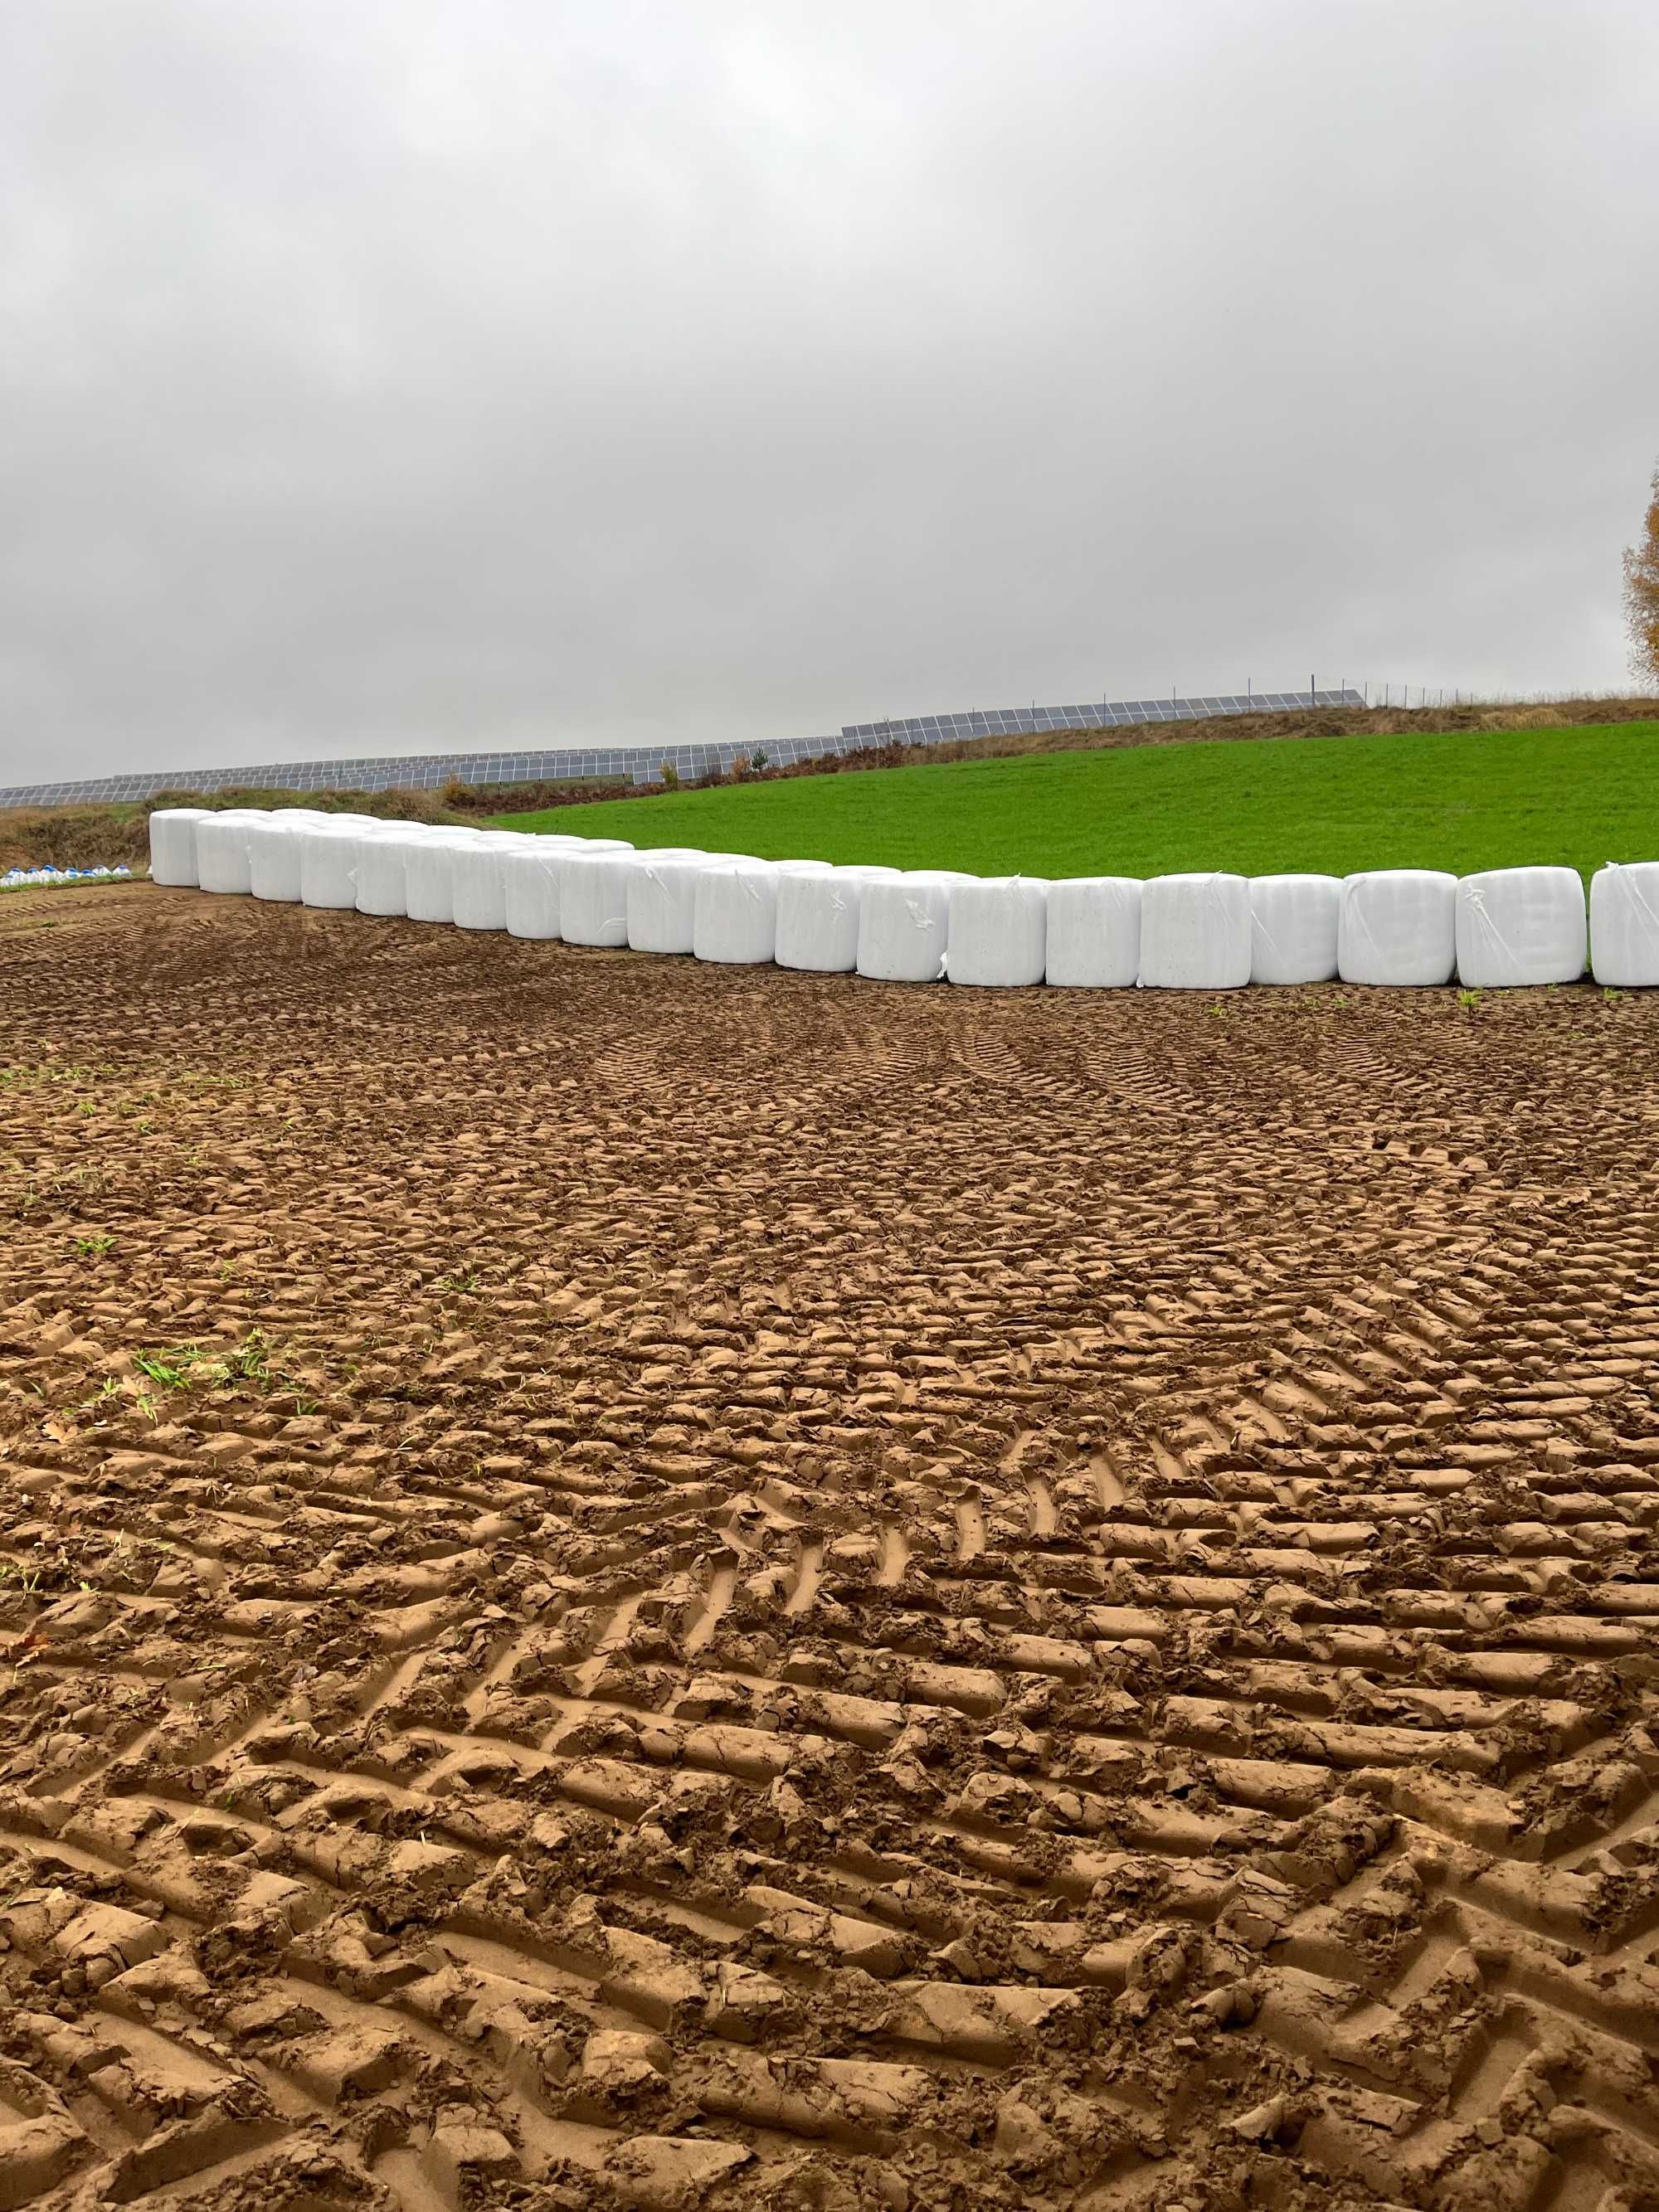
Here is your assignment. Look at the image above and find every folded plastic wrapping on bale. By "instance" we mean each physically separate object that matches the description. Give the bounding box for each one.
[194,810,271,895]
[500,836,630,940]
[301,819,396,909]
[1338,870,1457,985]
[405,830,484,925]
[560,843,641,946]
[147,807,212,887]
[1044,878,1142,987]
[625,849,719,952]
[946,877,1048,986]
[1249,874,1341,984]
[776,864,902,972]
[1455,867,1587,988]
[1590,863,1659,986]
[856,871,974,982]
[1139,873,1252,989]
[693,859,784,965]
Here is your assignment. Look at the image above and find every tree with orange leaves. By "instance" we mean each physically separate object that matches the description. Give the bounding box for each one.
[1626,459,1659,685]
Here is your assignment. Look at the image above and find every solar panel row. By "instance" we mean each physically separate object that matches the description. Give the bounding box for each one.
[0,690,1368,809]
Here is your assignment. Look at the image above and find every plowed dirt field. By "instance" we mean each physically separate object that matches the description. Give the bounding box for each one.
[2,882,1658,2212]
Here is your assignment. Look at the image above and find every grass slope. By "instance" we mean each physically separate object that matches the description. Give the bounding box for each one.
[496,720,1659,882]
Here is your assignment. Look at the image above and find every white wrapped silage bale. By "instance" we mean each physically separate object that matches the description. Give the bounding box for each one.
[406,830,487,925]
[1590,863,1659,986]
[451,838,513,931]
[499,836,630,940]
[560,843,640,946]
[300,819,396,909]
[1338,870,1457,985]
[1044,878,1142,987]
[776,864,901,972]
[1456,867,1586,988]
[856,871,973,983]
[194,811,270,895]
[353,826,434,916]
[246,815,311,902]
[626,849,719,953]
[1249,874,1341,984]
[1140,873,1251,989]
[693,859,781,965]
[147,807,212,887]
[946,877,1048,987]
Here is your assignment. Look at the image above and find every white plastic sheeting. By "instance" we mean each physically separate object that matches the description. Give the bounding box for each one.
[1455,868,1587,988]
[693,860,782,964]
[406,831,486,925]
[857,872,971,983]
[1140,873,1251,989]
[451,838,514,931]
[499,837,629,940]
[946,877,1048,986]
[1590,863,1659,986]
[1249,874,1341,984]
[195,811,270,895]
[1338,870,1457,986]
[560,843,640,946]
[301,819,395,909]
[354,827,428,916]
[776,865,901,972]
[148,808,211,887]
[627,849,718,953]
[245,815,309,902]
[1044,878,1142,988]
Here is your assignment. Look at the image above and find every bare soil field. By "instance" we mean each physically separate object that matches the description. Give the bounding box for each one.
[2,883,1657,2212]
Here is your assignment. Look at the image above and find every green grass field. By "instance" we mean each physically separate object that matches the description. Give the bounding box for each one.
[495,719,1659,882]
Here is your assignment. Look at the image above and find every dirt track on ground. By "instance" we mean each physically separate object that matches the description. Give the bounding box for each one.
[2,884,1657,2212]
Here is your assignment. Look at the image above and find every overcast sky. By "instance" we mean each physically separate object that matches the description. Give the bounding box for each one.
[2,0,1657,784]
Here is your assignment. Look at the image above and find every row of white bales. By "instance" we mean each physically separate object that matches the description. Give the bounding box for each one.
[149,807,1659,989]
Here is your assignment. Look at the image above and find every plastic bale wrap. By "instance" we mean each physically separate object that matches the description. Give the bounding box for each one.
[560,845,640,946]
[450,839,513,931]
[301,820,393,909]
[946,877,1048,986]
[500,836,629,941]
[856,871,969,983]
[1338,870,1457,986]
[1590,863,1659,986]
[194,811,270,895]
[406,831,485,925]
[1249,874,1341,984]
[776,864,901,972]
[354,827,433,916]
[147,808,212,887]
[1044,878,1142,987]
[1140,873,1251,989]
[693,860,782,965]
[239,815,304,902]
[1456,867,1587,988]
[627,850,718,953]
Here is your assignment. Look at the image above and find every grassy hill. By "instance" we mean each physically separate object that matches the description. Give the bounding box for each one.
[495,718,1659,882]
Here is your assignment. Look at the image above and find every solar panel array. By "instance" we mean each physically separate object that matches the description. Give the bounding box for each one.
[0,689,1367,809]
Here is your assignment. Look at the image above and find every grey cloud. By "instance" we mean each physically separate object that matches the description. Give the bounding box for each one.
[2,0,1656,782]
